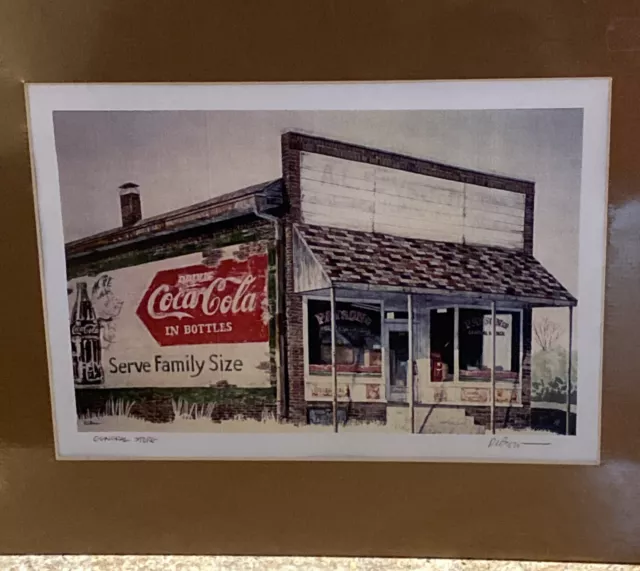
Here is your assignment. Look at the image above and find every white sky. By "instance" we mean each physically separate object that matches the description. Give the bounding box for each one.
[53,109,583,349]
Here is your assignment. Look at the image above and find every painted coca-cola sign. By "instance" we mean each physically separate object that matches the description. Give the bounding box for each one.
[136,253,269,346]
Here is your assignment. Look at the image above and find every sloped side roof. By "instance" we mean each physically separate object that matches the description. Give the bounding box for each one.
[66,179,283,259]
[295,223,576,307]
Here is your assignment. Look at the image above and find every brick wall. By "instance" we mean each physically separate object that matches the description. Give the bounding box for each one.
[464,405,531,431]
[523,192,535,255]
[281,132,534,194]
[282,134,306,423]
[68,216,279,425]
[306,402,387,425]
[521,308,533,409]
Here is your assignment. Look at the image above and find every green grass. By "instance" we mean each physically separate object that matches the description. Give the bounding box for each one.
[76,386,276,407]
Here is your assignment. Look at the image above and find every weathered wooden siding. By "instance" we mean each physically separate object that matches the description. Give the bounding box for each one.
[463,183,525,249]
[293,228,330,293]
[300,152,376,233]
[300,152,526,249]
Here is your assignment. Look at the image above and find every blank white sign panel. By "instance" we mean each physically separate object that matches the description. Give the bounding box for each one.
[299,152,525,249]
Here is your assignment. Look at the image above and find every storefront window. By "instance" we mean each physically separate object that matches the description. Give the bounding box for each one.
[306,299,382,375]
[430,307,521,382]
[430,308,455,381]
[459,309,520,381]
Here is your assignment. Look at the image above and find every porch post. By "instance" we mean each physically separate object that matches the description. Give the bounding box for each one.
[490,301,496,435]
[330,285,338,433]
[408,293,415,434]
[453,306,460,382]
[566,305,574,436]
[518,309,524,386]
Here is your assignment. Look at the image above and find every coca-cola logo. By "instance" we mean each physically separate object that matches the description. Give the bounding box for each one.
[136,253,269,346]
[71,323,100,336]
[146,273,258,320]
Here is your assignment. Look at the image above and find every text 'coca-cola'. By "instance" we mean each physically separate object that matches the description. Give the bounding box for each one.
[136,254,269,346]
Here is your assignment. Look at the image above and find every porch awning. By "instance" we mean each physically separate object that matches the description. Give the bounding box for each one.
[293,223,577,308]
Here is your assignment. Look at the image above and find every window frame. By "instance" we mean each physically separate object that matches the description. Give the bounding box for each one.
[303,295,385,381]
[429,304,524,386]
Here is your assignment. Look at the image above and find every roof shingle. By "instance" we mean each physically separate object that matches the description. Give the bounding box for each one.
[296,223,576,306]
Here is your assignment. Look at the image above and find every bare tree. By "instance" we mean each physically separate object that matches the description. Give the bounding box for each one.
[533,316,563,351]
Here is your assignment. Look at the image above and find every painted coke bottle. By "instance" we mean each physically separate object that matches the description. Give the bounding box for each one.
[70,281,104,385]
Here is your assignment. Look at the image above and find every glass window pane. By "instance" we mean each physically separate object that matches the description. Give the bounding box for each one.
[307,299,382,375]
[429,308,454,381]
[459,309,520,381]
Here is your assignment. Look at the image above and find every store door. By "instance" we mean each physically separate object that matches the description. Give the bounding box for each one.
[386,323,409,402]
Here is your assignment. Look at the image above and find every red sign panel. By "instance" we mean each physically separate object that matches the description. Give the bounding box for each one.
[136,253,269,346]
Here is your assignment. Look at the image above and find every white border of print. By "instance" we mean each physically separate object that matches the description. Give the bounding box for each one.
[25,79,611,463]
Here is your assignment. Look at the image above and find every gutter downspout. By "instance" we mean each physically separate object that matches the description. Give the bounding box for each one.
[253,196,287,421]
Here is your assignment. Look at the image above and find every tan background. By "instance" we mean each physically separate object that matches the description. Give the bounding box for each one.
[0,0,637,562]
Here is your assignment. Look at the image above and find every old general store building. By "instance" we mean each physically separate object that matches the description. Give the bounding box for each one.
[66,132,576,433]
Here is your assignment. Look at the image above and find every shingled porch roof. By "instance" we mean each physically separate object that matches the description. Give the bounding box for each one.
[293,223,577,307]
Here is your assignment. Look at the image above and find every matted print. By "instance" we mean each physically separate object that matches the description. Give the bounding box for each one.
[26,80,610,462]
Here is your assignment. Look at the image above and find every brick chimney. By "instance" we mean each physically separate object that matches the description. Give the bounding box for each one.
[119,182,141,227]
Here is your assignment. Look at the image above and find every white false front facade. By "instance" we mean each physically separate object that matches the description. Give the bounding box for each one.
[299,151,527,250]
